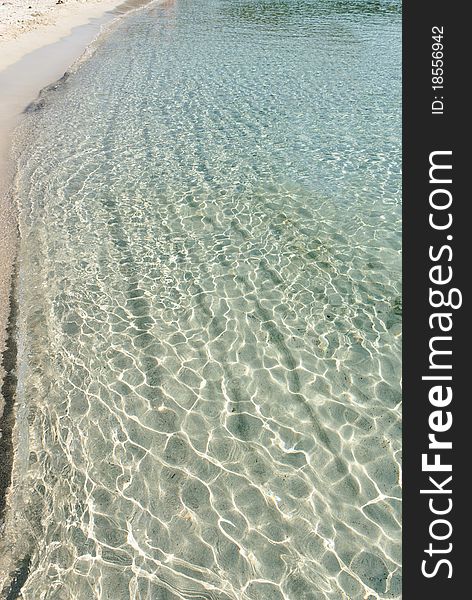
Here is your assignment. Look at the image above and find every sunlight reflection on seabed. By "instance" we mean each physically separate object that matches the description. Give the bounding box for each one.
[1,0,401,598]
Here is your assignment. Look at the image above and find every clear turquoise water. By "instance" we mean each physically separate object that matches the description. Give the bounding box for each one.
[7,0,401,598]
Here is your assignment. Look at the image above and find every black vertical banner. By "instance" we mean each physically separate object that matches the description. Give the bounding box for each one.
[404,1,467,598]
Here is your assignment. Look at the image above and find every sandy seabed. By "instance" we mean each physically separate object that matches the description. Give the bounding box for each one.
[0,0,126,462]
[0,5,155,585]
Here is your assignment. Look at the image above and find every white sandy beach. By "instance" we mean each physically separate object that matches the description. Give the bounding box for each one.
[0,0,108,43]
[0,0,131,72]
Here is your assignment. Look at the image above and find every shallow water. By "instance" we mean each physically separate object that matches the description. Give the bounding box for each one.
[6,0,401,598]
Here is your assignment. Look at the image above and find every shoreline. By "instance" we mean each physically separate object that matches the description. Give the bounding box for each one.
[0,0,125,402]
[0,0,155,589]
[0,0,157,410]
